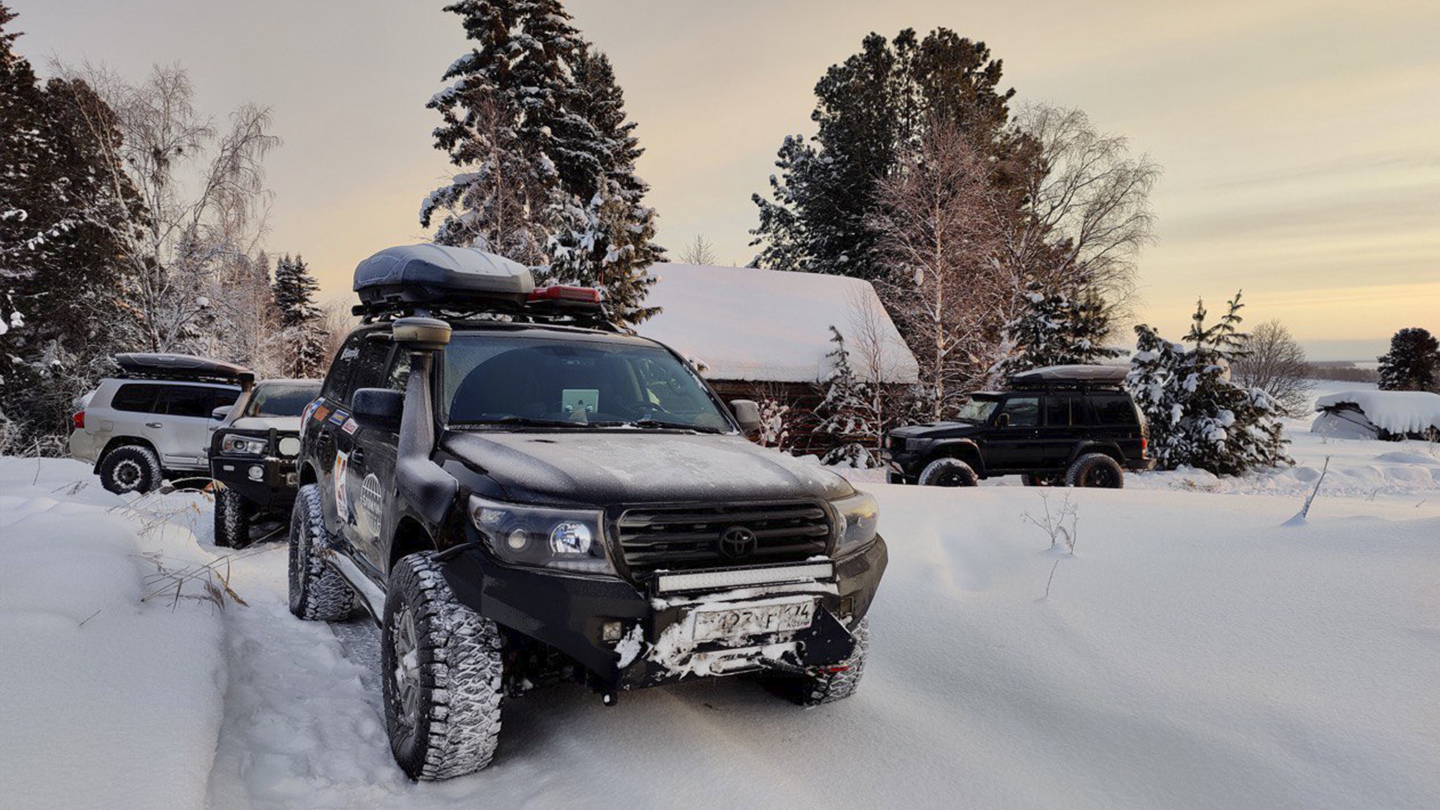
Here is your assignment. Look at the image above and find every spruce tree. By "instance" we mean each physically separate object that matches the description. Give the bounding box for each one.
[543,46,663,327]
[1,5,143,451]
[750,29,1021,280]
[1000,284,1120,376]
[816,327,876,466]
[272,254,328,378]
[424,1,662,326]
[1377,327,1439,392]
[1126,292,1290,476]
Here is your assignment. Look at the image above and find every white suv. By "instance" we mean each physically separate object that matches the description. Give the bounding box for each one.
[69,354,251,494]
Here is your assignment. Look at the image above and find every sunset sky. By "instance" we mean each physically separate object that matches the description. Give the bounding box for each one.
[13,0,1438,360]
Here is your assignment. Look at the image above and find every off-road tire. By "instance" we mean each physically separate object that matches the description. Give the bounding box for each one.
[918,457,979,487]
[213,485,253,548]
[1065,453,1124,488]
[98,445,162,495]
[287,484,353,621]
[792,618,870,706]
[383,552,504,781]
[1022,473,1062,487]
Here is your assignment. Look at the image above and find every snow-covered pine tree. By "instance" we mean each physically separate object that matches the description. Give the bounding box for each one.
[425,2,662,326]
[999,281,1120,376]
[1,5,144,452]
[543,46,662,327]
[1377,327,1439,392]
[272,255,328,378]
[816,326,878,466]
[1127,292,1290,476]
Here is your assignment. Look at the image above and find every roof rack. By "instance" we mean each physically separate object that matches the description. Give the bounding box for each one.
[351,244,616,331]
[1008,364,1128,389]
[115,353,254,384]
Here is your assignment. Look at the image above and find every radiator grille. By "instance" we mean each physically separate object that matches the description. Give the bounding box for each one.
[613,501,832,577]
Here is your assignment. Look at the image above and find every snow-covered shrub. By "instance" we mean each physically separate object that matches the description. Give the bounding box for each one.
[1127,293,1291,476]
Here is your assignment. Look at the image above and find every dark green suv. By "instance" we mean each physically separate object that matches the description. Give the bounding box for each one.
[884,366,1153,488]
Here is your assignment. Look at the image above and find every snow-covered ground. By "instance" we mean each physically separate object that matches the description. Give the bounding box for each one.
[1,381,1437,809]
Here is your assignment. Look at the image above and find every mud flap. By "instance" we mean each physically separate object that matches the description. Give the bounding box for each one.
[795,608,857,665]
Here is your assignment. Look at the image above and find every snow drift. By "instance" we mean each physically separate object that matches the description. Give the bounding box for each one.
[0,459,227,810]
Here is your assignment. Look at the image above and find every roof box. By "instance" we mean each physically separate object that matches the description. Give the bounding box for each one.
[353,244,534,310]
[1009,364,1129,387]
[115,353,254,384]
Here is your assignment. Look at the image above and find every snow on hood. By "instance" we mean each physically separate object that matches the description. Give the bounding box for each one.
[1315,390,1440,435]
[442,431,853,505]
[228,416,303,434]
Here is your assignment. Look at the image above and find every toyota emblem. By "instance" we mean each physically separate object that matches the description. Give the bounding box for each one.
[717,526,757,558]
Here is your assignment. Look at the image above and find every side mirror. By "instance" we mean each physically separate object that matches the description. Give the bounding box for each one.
[352,388,405,432]
[730,399,761,435]
[994,412,1011,428]
[211,405,232,421]
[392,316,451,351]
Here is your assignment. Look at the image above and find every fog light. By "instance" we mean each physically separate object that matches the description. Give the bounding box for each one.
[247,465,264,481]
[506,529,529,551]
[601,621,624,643]
[549,521,592,554]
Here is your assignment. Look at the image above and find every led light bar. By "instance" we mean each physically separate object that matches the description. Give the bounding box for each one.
[654,563,834,594]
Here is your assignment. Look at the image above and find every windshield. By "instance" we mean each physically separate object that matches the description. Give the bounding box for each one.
[955,394,1001,423]
[443,333,731,432]
[244,382,321,417]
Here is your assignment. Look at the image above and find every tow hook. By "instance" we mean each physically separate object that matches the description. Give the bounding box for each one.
[757,656,807,676]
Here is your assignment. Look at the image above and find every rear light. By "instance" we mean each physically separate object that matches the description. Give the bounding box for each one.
[529,285,602,303]
[72,411,85,430]
[1141,436,1148,457]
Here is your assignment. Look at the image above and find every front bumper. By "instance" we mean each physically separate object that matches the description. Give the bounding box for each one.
[438,535,888,690]
[210,455,299,507]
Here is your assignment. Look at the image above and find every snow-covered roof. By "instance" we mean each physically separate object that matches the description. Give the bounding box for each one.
[1315,390,1440,435]
[638,264,919,385]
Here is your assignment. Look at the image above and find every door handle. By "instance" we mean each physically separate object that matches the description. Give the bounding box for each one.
[145,422,163,429]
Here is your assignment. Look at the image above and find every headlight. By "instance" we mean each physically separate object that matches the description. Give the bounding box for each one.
[468,494,615,575]
[221,435,268,456]
[830,489,879,555]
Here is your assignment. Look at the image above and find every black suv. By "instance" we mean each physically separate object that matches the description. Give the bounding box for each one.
[290,245,887,780]
[884,365,1153,488]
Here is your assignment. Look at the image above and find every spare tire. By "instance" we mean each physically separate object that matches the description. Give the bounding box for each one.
[918,457,979,487]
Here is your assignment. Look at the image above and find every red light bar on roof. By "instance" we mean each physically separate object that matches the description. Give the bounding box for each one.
[529,285,602,303]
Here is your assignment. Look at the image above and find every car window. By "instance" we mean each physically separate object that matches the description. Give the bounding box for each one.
[1044,395,1076,427]
[322,333,365,401]
[110,384,161,414]
[384,351,411,391]
[164,386,234,418]
[1092,394,1139,426]
[349,338,393,393]
[999,396,1040,427]
[956,395,1001,422]
[245,383,321,417]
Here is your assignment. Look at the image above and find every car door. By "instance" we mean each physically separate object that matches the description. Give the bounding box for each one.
[1041,393,1082,466]
[152,384,239,471]
[313,334,365,529]
[987,395,1045,470]
[338,339,405,571]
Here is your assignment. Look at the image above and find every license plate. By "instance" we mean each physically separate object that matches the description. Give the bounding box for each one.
[691,599,816,643]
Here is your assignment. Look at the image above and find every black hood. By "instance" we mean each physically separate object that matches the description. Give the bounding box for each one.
[441,431,853,506]
[890,421,985,440]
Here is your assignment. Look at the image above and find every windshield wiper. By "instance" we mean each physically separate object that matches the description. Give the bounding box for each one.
[598,416,723,434]
[467,416,597,429]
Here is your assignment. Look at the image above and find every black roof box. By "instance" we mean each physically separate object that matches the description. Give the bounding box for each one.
[1009,364,1128,387]
[353,244,534,310]
[115,353,253,384]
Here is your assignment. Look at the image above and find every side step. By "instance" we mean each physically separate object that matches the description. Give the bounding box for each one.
[321,548,386,625]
